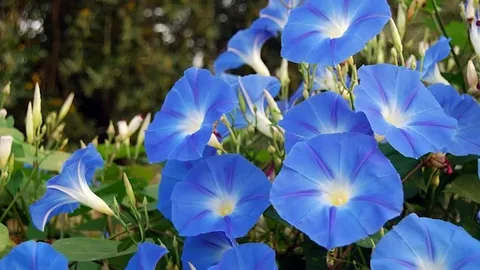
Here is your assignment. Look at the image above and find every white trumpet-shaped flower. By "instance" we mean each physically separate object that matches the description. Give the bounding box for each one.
[30,144,114,231]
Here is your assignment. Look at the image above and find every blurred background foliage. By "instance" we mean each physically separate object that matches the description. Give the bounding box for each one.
[0,0,467,143]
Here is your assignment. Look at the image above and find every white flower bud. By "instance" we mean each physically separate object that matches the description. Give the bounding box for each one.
[58,93,74,123]
[0,135,13,169]
[117,120,128,140]
[107,120,115,137]
[397,3,407,38]
[33,83,42,130]
[123,173,136,206]
[467,60,479,90]
[127,115,143,137]
[419,41,429,57]
[0,109,7,118]
[25,102,34,144]
[406,55,418,70]
[465,0,475,21]
[389,18,403,53]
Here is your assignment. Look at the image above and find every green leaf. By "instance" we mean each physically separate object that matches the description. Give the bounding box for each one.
[445,21,469,47]
[445,174,480,204]
[356,228,388,248]
[0,223,8,252]
[13,142,70,172]
[302,238,328,270]
[0,127,24,141]
[52,238,137,262]
[379,144,418,177]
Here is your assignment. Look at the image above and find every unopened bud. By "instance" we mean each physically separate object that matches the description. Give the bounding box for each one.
[7,153,14,174]
[112,197,120,214]
[91,136,98,147]
[58,93,74,122]
[237,90,246,114]
[2,82,10,95]
[60,139,68,150]
[407,0,416,22]
[0,109,7,118]
[33,83,42,130]
[427,152,447,169]
[267,145,276,154]
[391,48,398,64]
[80,140,87,149]
[0,135,13,169]
[25,102,34,144]
[397,3,407,38]
[127,115,143,137]
[302,88,309,100]
[465,0,475,22]
[46,112,57,126]
[467,60,478,90]
[419,41,429,57]
[247,125,255,134]
[123,173,136,206]
[389,18,403,53]
[137,113,151,146]
[107,121,115,137]
[406,55,417,70]
[52,123,65,141]
[172,235,178,249]
[117,120,128,140]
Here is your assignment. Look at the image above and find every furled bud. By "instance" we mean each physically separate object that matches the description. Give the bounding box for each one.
[267,145,276,154]
[431,173,440,188]
[58,93,74,123]
[426,152,447,169]
[107,121,115,138]
[80,140,87,149]
[117,120,128,140]
[127,115,143,137]
[0,109,7,118]
[2,82,10,95]
[123,173,136,206]
[136,113,151,146]
[406,55,418,70]
[467,60,479,91]
[91,136,98,147]
[389,18,403,53]
[397,3,407,38]
[33,83,42,130]
[0,135,13,169]
[264,89,283,122]
[25,102,34,144]
[419,41,429,57]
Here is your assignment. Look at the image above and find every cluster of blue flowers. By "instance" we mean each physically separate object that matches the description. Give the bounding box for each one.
[2,0,480,269]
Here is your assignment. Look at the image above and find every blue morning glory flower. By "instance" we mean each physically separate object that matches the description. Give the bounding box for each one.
[126,242,168,270]
[371,213,480,269]
[144,67,237,163]
[171,154,272,238]
[219,75,281,139]
[30,144,113,231]
[280,91,372,152]
[214,243,278,270]
[251,0,302,34]
[182,232,235,270]
[418,36,451,85]
[354,64,457,159]
[158,147,216,220]
[0,240,69,269]
[270,133,403,249]
[429,84,480,156]
[281,0,391,66]
[215,28,274,76]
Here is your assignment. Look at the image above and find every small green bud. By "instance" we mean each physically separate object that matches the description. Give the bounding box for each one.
[123,173,136,206]
[112,197,120,215]
[2,82,10,95]
[57,93,74,123]
[267,145,276,154]
[25,102,34,144]
[33,83,43,130]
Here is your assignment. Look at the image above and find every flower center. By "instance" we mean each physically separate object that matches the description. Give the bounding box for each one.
[382,108,408,128]
[183,111,204,134]
[322,19,349,39]
[329,189,350,206]
[216,200,235,216]
[418,260,445,270]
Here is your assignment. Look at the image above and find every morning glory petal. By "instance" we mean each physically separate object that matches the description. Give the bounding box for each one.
[171,154,271,238]
[281,0,391,66]
[126,243,168,270]
[251,0,303,34]
[354,64,457,159]
[145,67,237,162]
[30,144,113,231]
[0,240,69,270]
[429,84,480,156]
[271,133,403,249]
[216,243,277,270]
[182,232,235,270]
[280,91,372,152]
[158,147,216,220]
[418,36,451,85]
[214,28,274,75]
[372,213,480,270]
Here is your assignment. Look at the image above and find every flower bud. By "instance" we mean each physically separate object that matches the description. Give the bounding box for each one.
[431,173,440,188]
[117,120,128,140]
[237,90,247,114]
[267,145,276,154]
[426,152,447,169]
[0,109,7,118]
[467,60,479,91]
[127,115,143,137]
[419,41,429,57]
[52,123,65,141]
[136,113,151,146]
[25,102,34,144]
[406,55,417,70]
[107,121,115,137]
[91,136,98,147]
[389,18,403,53]
[302,88,309,100]
[465,0,475,22]
[112,196,120,215]
[0,135,13,169]
[80,140,87,149]
[58,93,74,123]
[33,83,42,130]
[390,47,398,64]
[60,138,68,150]
[2,82,10,95]
[7,153,14,174]
[45,112,57,127]
[397,3,407,38]
[407,0,416,22]
[123,173,136,206]
[247,125,255,133]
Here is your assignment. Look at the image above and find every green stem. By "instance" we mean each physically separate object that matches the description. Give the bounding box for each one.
[431,0,466,93]
[0,169,37,222]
